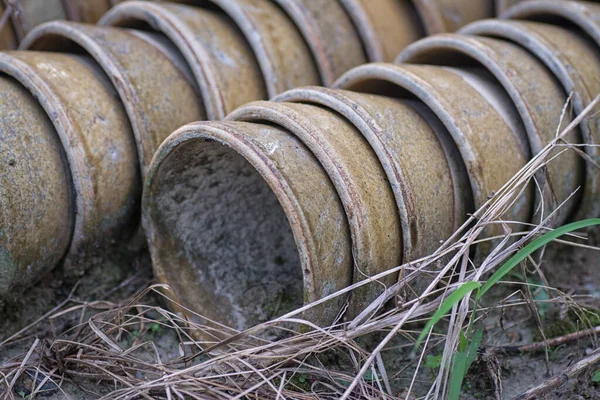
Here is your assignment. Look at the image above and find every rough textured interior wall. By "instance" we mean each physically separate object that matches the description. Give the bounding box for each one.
[151,139,303,331]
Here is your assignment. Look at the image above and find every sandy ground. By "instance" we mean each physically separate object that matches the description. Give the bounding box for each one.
[1,227,600,399]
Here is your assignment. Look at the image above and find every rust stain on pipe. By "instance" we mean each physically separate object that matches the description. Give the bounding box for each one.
[61,0,113,24]
[205,0,321,96]
[340,0,423,62]
[496,0,526,16]
[0,2,17,49]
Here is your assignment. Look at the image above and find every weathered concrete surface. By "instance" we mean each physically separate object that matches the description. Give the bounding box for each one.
[0,51,140,270]
[398,33,583,225]
[0,76,73,299]
[462,19,600,221]
[274,0,367,85]
[340,0,423,62]
[21,21,205,177]
[100,1,266,120]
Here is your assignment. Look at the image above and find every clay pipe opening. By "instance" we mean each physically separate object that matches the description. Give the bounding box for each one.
[143,121,352,337]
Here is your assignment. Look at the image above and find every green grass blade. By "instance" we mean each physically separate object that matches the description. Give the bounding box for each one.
[415,281,481,350]
[466,328,483,370]
[448,329,482,400]
[449,351,467,400]
[477,218,600,301]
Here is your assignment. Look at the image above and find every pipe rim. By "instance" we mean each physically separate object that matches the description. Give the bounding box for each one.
[20,20,205,177]
[0,75,75,296]
[273,86,467,261]
[501,0,600,50]
[336,63,483,204]
[0,52,91,258]
[20,21,150,174]
[99,1,226,120]
[0,51,139,260]
[273,0,366,86]
[334,62,533,226]
[398,33,584,224]
[208,0,320,96]
[461,19,600,219]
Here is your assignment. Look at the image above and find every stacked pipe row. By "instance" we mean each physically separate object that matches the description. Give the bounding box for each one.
[0,0,555,52]
[141,0,600,334]
[0,1,492,301]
